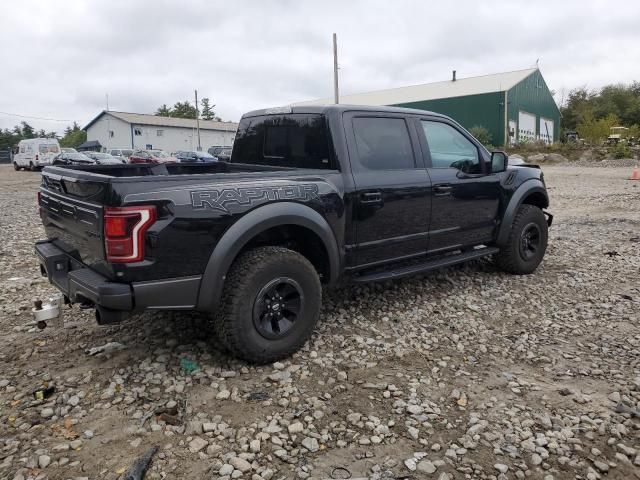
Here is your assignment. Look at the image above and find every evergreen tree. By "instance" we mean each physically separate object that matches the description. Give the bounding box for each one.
[170,101,197,119]
[20,121,35,139]
[155,104,171,116]
[201,98,216,120]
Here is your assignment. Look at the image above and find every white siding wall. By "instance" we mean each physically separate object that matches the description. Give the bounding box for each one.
[86,114,132,151]
[86,114,236,152]
[130,125,235,152]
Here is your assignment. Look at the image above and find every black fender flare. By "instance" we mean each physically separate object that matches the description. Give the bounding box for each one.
[196,202,340,311]
[496,179,549,246]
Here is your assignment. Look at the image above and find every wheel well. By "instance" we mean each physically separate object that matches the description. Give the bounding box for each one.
[238,225,330,283]
[521,191,548,209]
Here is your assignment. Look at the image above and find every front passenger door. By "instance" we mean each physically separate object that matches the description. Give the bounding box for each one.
[418,119,501,253]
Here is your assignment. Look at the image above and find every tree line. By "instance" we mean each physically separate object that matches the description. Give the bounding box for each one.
[155,97,220,121]
[0,121,87,151]
[560,82,640,143]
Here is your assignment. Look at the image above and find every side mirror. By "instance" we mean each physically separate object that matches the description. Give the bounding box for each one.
[491,151,508,173]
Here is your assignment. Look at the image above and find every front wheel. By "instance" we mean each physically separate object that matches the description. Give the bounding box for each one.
[13,162,20,171]
[215,246,322,363]
[495,204,548,274]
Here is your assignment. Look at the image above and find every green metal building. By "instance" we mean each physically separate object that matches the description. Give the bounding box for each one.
[295,68,560,147]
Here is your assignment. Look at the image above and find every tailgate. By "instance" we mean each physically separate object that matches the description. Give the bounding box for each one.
[39,173,107,271]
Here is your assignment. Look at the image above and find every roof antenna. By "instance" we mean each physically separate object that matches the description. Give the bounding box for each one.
[452,70,456,82]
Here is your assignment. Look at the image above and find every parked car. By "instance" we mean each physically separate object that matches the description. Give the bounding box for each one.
[52,152,95,166]
[83,152,126,165]
[128,149,177,164]
[215,147,232,162]
[175,150,217,163]
[13,138,61,171]
[61,147,78,154]
[36,105,551,363]
[107,148,134,162]
[207,145,225,156]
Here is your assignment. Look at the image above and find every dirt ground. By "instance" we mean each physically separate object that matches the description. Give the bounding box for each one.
[0,164,638,480]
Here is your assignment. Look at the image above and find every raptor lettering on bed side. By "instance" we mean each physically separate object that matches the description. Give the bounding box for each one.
[190,184,320,212]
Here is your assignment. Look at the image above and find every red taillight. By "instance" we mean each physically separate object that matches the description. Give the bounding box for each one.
[104,206,156,263]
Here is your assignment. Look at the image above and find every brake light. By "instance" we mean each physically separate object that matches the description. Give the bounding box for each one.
[104,206,156,263]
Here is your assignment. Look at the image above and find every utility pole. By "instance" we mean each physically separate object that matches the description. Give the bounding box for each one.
[194,89,202,151]
[333,33,339,104]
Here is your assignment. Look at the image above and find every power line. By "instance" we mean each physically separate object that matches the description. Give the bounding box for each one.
[0,111,73,122]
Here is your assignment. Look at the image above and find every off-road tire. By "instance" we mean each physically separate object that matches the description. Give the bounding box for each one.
[215,246,322,364]
[495,204,548,274]
[13,162,20,171]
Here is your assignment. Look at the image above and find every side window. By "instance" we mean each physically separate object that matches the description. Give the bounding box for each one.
[352,117,415,170]
[421,121,481,174]
[19,146,25,154]
[134,127,142,136]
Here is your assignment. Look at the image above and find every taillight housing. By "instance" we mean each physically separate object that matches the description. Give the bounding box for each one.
[104,206,156,263]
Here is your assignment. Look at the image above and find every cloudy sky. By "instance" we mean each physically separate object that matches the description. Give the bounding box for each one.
[1,0,639,134]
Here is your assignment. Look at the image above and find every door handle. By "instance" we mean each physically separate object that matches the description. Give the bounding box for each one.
[433,185,453,196]
[360,191,382,204]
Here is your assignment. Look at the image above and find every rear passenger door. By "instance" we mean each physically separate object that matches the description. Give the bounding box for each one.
[416,118,501,252]
[345,113,432,267]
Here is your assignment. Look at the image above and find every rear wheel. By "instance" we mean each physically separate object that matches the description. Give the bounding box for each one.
[215,246,322,364]
[29,162,36,172]
[495,204,548,274]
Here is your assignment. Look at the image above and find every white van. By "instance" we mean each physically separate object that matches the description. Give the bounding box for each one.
[14,138,62,171]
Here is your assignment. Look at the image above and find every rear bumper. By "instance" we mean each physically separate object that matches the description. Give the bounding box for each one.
[35,240,202,316]
[35,241,132,310]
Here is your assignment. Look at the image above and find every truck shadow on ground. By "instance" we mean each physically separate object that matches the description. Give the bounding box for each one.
[93,258,502,369]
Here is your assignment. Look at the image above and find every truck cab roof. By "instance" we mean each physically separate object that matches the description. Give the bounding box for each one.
[242,104,447,119]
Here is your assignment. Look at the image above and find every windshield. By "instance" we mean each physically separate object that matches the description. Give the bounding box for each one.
[196,152,214,158]
[150,150,170,158]
[67,153,92,161]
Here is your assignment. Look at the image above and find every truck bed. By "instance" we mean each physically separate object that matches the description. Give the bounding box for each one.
[39,162,342,283]
[44,161,297,180]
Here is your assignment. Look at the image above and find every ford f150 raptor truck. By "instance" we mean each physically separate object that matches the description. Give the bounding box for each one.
[36,105,552,363]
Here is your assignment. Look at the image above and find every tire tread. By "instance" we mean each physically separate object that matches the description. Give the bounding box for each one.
[215,246,321,363]
[495,204,547,274]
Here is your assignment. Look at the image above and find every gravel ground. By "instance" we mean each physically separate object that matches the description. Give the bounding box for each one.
[0,164,638,480]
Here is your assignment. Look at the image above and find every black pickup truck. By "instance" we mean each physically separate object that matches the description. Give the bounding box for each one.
[36,105,551,363]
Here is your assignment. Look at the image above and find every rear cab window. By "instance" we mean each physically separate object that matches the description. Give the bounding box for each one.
[231,113,334,169]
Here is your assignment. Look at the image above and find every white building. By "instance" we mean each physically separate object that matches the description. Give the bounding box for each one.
[84,111,237,152]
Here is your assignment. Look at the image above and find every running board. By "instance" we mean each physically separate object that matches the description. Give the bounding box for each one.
[353,247,499,283]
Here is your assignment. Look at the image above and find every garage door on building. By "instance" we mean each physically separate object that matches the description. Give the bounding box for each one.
[539,117,554,144]
[518,111,536,143]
